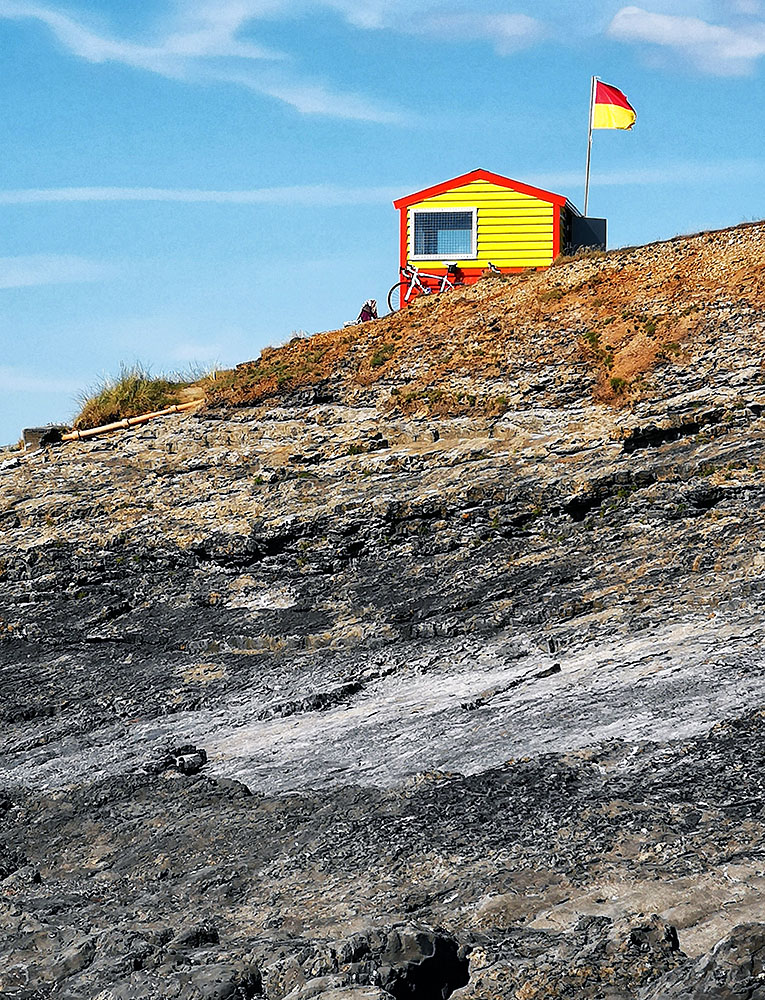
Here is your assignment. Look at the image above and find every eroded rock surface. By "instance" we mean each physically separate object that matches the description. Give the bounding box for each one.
[4,224,765,997]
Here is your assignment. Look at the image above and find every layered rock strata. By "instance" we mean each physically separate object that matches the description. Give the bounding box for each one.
[3,223,765,998]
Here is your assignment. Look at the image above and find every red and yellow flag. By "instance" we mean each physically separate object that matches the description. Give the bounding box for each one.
[592,81,636,130]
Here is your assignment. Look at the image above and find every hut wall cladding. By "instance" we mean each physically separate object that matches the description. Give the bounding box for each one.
[406,180,556,269]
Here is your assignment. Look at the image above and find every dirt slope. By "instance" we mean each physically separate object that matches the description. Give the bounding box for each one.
[207,221,765,413]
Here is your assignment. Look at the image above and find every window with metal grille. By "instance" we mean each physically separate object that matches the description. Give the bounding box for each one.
[412,209,476,258]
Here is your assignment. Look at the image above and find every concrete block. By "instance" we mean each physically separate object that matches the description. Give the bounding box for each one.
[22,425,70,450]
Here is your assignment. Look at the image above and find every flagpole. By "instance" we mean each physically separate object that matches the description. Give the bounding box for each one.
[584,75,596,216]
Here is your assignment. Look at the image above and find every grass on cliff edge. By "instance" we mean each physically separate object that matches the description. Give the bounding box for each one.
[73,363,206,430]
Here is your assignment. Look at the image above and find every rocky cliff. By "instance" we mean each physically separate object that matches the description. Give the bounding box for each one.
[3,223,765,999]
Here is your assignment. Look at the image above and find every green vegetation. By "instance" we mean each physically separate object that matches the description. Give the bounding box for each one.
[580,330,614,369]
[582,330,601,350]
[74,363,202,430]
[369,343,396,368]
[538,287,565,303]
[610,376,628,395]
[656,341,682,361]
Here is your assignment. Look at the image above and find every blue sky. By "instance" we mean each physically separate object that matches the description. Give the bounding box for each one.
[1,0,764,443]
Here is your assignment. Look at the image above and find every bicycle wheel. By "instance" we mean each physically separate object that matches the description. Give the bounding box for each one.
[387,282,409,313]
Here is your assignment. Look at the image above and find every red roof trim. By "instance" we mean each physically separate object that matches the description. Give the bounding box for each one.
[393,168,567,210]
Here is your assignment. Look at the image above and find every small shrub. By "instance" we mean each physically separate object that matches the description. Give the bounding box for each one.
[582,330,601,349]
[539,288,565,303]
[348,443,365,456]
[656,340,682,362]
[610,377,628,394]
[581,330,614,370]
[370,343,396,369]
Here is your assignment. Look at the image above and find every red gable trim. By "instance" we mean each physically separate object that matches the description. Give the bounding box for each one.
[393,168,567,210]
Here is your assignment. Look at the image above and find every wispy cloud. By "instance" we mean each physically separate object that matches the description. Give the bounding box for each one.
[225,74,404,123]
[533,159,765,190]
[0,184,402,205]
[1,163,760,210]
[0,254,116,288]
[608,5,765,75]
[0,0,401,121]
[186,0,545,50]
[402,11,544,54]
[309,1,544,53]
[0,365,81,392]
[0,0,283,73]
[0,1,546,121]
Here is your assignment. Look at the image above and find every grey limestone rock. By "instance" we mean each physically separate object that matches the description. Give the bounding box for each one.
[5,224,765,996]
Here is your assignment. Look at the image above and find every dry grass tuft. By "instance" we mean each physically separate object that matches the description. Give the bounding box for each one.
[74,363,204,430]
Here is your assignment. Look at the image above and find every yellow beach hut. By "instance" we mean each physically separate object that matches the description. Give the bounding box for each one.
[392,168,590,301]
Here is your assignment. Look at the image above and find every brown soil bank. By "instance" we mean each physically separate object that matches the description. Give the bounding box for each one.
[207,220,765,413]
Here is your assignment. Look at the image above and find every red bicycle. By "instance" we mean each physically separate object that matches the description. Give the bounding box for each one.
[387,263,464,312]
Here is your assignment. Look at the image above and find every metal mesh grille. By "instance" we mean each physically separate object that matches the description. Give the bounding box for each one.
[413,211,473,256]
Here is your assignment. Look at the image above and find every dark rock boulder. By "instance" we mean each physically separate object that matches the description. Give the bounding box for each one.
[642,923,765,999]
[149,744,209,776]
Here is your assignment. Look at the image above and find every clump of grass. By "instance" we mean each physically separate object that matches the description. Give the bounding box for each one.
[538,287,565,303]
[580,330,614,369]
[582,330,601,350]
[656,341,682,361]
[369,343,396,369]
[74,363,197,430]
[610,376,629,395]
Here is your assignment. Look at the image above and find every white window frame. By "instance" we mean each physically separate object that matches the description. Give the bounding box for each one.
[409,206,478,261]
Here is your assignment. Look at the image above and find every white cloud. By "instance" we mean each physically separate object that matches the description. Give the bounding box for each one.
[0,184,402,204]
[0,254,116,288]
[0,0,282,74]
[0,366,81,392]
[246,79,404,122]
[609,4,765,74]
[0,1,546,123]
[187,0,545,48]
[314,2,544,52]
[2,163,760,209]
[532,158,764,191]
[0,0,398,120]
[403,11,543,53]
[223,72,404,122]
